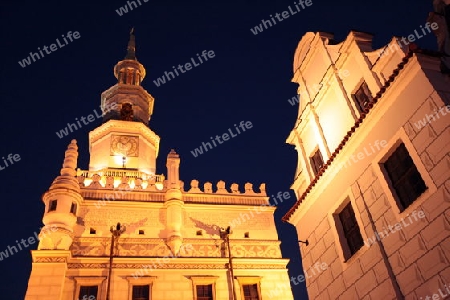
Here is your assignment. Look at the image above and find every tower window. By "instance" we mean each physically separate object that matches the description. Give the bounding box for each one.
[132,285,150,300]
[89,228,96,234]
[138,230,145,235]
[120,103,134,121]
[338,202,363,257]
[196,284,213,300]
[122,71,127,84]
[48,200,57,212]
[127,69,133,85]
[310,149,324,176]
[352,81,372,113]
[79,285,98,300]
[70,202,77,215]
[196,230,203,236]
[244,232,250,238]
[242,284,260,300]
[382,143,427,210]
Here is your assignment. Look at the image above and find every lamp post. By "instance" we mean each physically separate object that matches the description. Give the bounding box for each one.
[220,226,237,300]
[106,222,126,300]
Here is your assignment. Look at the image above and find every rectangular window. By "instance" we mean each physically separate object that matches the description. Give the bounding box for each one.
[48,200,57,212]
[310,149,324,176]
[196,284,213,300]
[132,285,150,300]
[71,202,77,215]
[339,203,363,256]
[79,286,98,300]
[352,81,372,113]
[242,284,260,300]
[382,143,427,210]
[189,276,218,300]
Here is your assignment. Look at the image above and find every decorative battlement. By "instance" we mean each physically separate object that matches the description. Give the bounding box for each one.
[77,168,159,180]
[76,168,165,190]
[183,180,268,205]
[77,169,266,196]
[77,169,267,205]
[186,180,266,196]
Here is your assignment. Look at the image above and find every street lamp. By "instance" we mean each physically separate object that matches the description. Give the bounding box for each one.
[106,222,126,300]
[220,226,237,300]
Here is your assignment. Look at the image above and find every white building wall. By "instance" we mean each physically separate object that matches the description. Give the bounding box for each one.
[286,31,450,299]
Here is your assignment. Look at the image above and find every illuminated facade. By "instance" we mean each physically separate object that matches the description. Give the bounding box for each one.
[25,32,293,300]
[283,30,450,299]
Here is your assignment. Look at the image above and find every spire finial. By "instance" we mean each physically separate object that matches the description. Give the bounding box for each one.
[60,139,78,177]
[125,27,136,60]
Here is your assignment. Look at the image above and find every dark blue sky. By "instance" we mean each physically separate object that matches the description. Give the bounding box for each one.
[0,1,437,299]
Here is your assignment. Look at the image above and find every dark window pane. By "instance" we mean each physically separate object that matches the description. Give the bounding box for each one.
[352,81,372,113]
[243,284,260,300]
[70,202,77,215]
[132,285,149,300]
[79,286,98,300]
[383,143,427,210]
[339,203,363,256]
[196,284,213,300]
[310,149,324,176]
[48,200,57,212]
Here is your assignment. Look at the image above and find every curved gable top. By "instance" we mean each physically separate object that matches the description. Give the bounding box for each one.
[292,32,334,73]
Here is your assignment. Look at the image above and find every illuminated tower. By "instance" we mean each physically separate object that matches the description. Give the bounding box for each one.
[25,31,293,300]
[284,30,450,299]
[89,29,158,174]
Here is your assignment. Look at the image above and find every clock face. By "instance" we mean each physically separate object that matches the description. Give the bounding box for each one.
[110,135,139,157]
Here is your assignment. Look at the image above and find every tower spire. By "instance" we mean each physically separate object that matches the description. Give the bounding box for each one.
[102,29,154,125]
[125,27,136,60]
[49,139,80,191]
[113,28,145,86]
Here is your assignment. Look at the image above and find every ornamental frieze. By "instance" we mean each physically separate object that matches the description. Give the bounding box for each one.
[70,238,281,258]
[76,207,165,229]
[34,257,67,263]
[67,263,286,270]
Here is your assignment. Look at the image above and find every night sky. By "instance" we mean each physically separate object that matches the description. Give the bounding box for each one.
[0,1,438,299]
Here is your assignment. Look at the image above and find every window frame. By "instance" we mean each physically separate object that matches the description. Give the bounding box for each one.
[78,286,98,300]
[337,201,364,258]
[309,148,324,176]
[125,276,156,300]
[235,276,262,300]
[371,128,437,220]
[381,143,427,211]
[328,190,368,267]
[188,276,218,300]
[74,276,106,300]
[351,80,372,113]
[132,284,150,300]
[196,284,214,300]
[242,284,260,300]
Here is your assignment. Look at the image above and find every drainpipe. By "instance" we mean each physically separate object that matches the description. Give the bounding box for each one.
[355,182,404,299]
